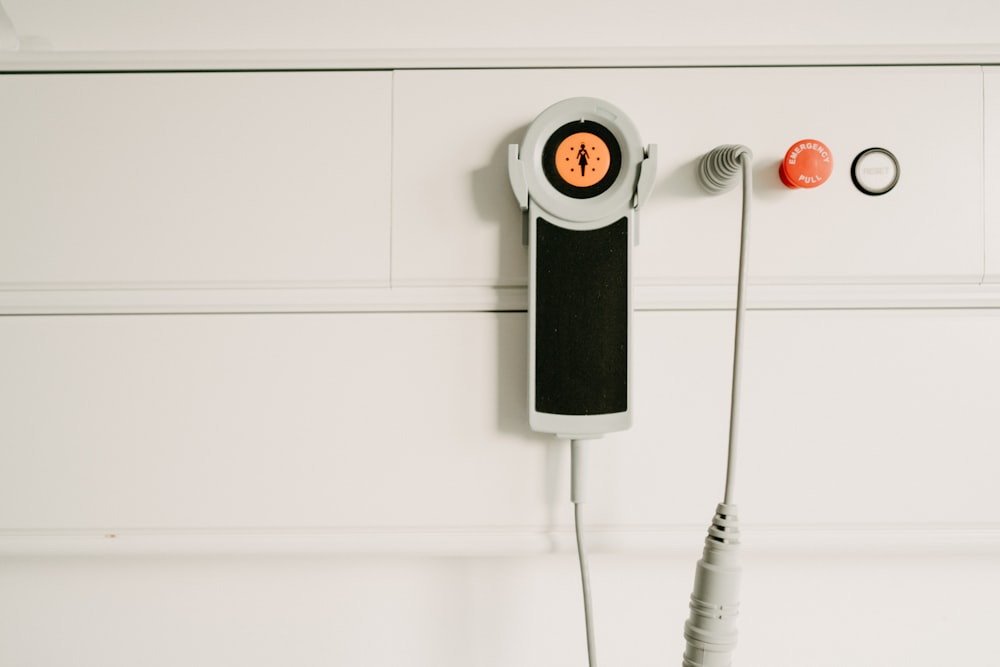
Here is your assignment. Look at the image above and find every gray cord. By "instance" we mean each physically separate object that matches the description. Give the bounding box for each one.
[697,145,753,505]
[725,150,752,506]
[681,145,752,667]
[574,502,597,667]
[570,439,597,667]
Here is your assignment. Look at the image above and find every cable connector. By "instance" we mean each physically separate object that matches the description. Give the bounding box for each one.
[682,503,742,667]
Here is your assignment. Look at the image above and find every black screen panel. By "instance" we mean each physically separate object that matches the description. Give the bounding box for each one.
[535,217,628,416]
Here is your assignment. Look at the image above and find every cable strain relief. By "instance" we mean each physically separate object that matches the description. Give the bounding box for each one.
[708,503,740,546]
[682,504,743,667]
[570,439,592,505]
[697,144,753,194]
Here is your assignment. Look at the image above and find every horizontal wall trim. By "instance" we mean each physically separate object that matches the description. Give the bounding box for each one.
[1,44,999,73]
[3,282,1000,315]
[1,524,997,557]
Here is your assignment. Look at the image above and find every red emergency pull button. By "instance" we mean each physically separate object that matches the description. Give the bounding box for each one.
[779,139,833,188]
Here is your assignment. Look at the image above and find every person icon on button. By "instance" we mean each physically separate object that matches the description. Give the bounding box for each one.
[576,143,590,177]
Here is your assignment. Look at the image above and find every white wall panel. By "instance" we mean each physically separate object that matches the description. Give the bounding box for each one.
[986,66,1000,282]
[0,71,391,287]
[2,309,998,535]
[0,313,537,531]
[393,67,983,288]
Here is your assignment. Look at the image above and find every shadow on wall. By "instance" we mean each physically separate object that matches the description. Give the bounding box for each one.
[472,124,570,551]
[470,123,531,285]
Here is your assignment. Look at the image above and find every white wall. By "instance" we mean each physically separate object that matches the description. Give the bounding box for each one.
[2,3,999,666]
[3,0,1000,54]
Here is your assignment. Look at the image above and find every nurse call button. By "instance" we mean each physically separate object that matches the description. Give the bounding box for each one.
[542,120,622,199]
[554,131,612,186]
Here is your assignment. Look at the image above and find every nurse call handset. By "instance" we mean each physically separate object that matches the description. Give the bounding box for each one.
[508,98,657,437]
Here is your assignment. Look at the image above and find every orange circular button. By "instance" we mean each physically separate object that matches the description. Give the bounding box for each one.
[779,139,833,189]
[553,131,612,188]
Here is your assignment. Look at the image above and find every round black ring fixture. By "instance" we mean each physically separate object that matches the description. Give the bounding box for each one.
[851,147,900,196]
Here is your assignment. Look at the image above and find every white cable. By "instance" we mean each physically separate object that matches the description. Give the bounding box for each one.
[570,439,597,667]
[696,144,753,505]
[682,145,752,667]
[723,148,752,506]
